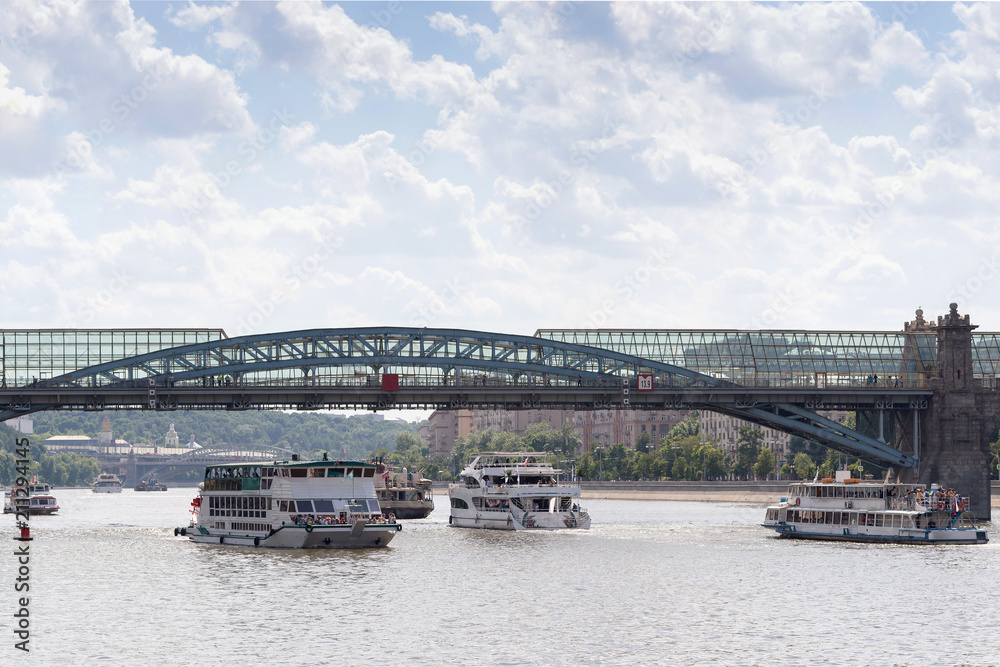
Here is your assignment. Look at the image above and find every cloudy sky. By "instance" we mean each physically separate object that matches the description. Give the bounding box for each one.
[2,1,999,338]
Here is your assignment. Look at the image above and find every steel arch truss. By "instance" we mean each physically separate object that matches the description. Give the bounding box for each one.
[5,327,917,468]
[44,327,731,389]
[710,403,917,468]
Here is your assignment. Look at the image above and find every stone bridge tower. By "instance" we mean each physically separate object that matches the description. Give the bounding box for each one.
[912,304,992,519]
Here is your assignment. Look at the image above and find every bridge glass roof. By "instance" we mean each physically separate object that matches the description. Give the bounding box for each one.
[0,329,227,385]
[535,330,1000,388]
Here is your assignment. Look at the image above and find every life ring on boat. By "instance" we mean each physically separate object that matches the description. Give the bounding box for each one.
[253,536,260,547]
[794,497,800,507]
[305,524,313,533]
[937,500,945,511]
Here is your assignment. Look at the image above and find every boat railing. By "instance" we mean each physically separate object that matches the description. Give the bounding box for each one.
[887,496,971,513]
[483,483,577,494]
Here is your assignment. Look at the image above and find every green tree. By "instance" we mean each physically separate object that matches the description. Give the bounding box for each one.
[793,452,816,480]
[395,432,424,452]
[701,442,728,480]
[232,424,256,444]
[734,426,763,479]
[754,448,777,480]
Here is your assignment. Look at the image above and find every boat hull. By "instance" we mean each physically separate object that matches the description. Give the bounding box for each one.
[450,511,591,531]
[177,522,401,549]
[764,523,988,544]
[381,502,434,520]
[3,506,59,516]
[93,487,123,493]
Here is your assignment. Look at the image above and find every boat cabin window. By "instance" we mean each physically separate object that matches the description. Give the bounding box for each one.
[328,468,344,477]
[291,468,307,478]
[451,498,469,509]
[363,468,375,478]
[352,468,364,478]
[309,468,325,477]
[295,500,314,512]
[314,500,334,512]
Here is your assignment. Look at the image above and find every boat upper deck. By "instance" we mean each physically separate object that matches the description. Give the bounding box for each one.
[780,479,972,513]
[201,459,378,493]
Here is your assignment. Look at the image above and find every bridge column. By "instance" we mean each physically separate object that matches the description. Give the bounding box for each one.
[126,450,137,485]
[909,304,991,519]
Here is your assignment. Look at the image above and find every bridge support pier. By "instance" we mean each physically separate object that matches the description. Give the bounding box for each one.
[126,450,137,486]
[899,305,991,520]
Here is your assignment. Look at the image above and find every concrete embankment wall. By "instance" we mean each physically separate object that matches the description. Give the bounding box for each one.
[433,481,1000,507]
[578,481,787,503]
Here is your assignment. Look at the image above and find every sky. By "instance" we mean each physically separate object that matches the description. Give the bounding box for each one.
[2,0,1000,340]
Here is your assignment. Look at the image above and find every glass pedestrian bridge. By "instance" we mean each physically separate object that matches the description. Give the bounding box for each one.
[0,327,998,391]
[3,324,995,469]
[0,329,227,387]
[535,329,1000,390]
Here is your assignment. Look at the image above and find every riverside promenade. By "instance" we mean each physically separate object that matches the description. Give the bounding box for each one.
[582,480,1000,507]
[433,481,1000,506]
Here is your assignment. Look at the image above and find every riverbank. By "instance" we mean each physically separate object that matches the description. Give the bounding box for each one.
[579,481,785,503]
[433,481,1000,507]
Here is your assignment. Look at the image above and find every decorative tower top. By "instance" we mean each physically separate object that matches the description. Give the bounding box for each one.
[934,303,977,391]
[903,306,935,331]
[98,416,113,446]
[164,421,180,448]
[938,302,976,328]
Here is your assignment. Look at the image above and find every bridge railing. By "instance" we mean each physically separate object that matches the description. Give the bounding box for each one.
[24,371,935,391]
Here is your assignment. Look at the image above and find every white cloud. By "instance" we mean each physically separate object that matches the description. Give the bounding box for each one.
[166,1,237,30]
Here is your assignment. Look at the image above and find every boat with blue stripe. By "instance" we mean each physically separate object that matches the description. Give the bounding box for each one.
[762,470,987,545]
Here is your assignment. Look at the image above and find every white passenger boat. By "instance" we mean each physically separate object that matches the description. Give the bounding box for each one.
[3,479,60,515]
[92,473,123,493]
[448,452,591,530]
[175,455,401,549]
[762,471,987,544]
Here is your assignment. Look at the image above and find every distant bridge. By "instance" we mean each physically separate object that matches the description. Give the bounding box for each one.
[83,443,297,483]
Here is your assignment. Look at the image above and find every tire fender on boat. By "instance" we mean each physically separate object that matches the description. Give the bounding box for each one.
[173,527,179,536]
[180,528,187,536]
[396,524,402,532]
[253,536,260,547]
[219,536,224,544]
[448,515,453,525]
[305,524,313,533]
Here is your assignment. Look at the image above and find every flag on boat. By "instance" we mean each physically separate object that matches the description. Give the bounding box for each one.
[382,471,390,479]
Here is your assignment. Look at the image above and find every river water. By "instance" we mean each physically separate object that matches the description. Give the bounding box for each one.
[3,489,999,666]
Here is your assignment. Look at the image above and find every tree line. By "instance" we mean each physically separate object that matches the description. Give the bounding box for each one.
[1,424,101,487]
[574,412,883,482]
[26,410,421,460]
[372,422,583,481]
